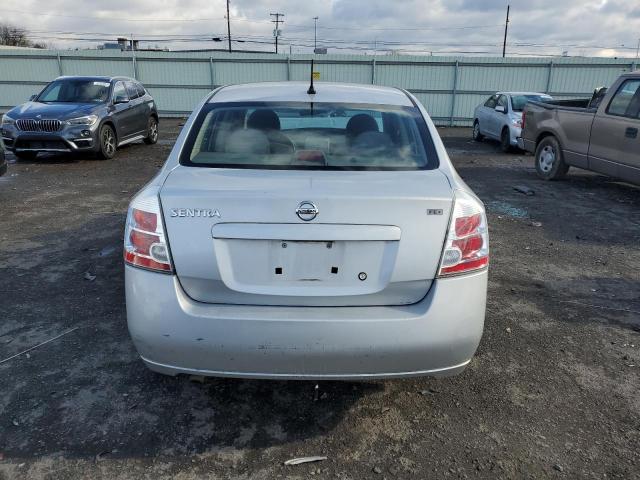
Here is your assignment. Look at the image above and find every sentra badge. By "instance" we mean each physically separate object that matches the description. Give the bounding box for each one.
[170,208,221,218]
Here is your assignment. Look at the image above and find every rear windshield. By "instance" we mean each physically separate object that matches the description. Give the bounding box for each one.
[180,102,438,170]
[511,94,552,111]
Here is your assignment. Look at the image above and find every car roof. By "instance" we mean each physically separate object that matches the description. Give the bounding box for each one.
[620,71,640,79]
[496,91,551,96]
[210,82,414,106]
[53,75,135,83]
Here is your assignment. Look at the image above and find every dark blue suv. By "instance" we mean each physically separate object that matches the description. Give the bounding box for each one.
[0,76,158,160]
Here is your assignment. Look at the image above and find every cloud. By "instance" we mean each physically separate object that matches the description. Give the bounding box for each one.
[2,0,640,57]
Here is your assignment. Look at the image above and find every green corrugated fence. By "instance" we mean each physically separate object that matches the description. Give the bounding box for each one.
[0,49,636,126]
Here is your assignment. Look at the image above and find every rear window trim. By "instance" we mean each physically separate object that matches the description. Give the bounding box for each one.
[179,101,440,171]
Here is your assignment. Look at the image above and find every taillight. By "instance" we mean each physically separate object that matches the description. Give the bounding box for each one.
[521,110,526,130]
[438,190,489,277]
[124,192,173,273]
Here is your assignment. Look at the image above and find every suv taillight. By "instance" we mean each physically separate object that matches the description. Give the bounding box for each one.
[438,190,489,277]
[521,110,526,130]
[124,193,173,273]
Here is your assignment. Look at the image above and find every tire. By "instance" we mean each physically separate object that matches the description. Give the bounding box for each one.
[14,151,38,161]
[96,124,116,160]
[144,116,158,145]
[500,128,512,153]
[472,120,484,141]
[534,136,570,180]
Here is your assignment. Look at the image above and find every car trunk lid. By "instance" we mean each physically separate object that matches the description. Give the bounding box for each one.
[160,167,453,306]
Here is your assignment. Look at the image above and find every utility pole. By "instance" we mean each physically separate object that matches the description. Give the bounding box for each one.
[502,4,510,58]
[636,38,639,60]
[270,13,284,54]
[313,16,319,51]
[226,0,232,53]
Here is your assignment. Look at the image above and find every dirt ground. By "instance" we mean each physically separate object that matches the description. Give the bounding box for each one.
[0,120,638,480]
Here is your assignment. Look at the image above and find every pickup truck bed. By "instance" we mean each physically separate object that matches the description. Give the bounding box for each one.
[519,73,640,185]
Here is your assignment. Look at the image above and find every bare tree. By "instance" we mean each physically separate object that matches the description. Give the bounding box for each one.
[0,23,46,48]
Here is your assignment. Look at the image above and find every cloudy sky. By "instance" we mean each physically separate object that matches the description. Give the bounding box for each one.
[3,0,640,57]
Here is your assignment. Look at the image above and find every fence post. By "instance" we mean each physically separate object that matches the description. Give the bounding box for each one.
[209,57,215,89]
[56,53,63,76]
[631,62,637,72]
[371,58,376,84]
[449,60,459,127]
[545,61,553,93]
[287,57,291,81]
[131,54,137,79]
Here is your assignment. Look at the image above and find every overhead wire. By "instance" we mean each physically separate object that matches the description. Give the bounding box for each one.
[4,7,637,57]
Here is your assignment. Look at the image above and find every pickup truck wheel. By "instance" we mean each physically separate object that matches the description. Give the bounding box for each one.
[97,125,116,160]
[144,117,158,145]
[500,128,512,153]
[534,136,569,180]
[472,121,484,141]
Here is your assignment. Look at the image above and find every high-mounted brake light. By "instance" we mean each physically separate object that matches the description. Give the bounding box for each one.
[124,193,173,273]
[438,190,489,277]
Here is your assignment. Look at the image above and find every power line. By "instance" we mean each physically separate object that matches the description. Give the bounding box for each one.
[2,7,507,32]
[23,30,640,53]
[17,26,640,58]
[288,23,506,32]
[22,25,640,51]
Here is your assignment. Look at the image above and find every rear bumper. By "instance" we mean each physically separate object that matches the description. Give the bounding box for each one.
[519,137,536,153]
[509,126,522,147]
[125,265,487,380]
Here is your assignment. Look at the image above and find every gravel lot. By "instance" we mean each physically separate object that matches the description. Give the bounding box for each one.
[1,119,639,479]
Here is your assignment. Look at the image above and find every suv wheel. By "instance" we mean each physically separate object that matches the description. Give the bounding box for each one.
[500,128,512,153]
[144,117,158,145]
[97,124,116,160]
[534,136,569,180]
[472,120,484,141]
[14,151,38,161]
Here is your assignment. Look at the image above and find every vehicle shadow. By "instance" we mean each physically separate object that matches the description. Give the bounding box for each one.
[457,158,640,249]
[5,142,148,165]
[6,151,91,165]
[0,213,384,459]
[494,274,640,331]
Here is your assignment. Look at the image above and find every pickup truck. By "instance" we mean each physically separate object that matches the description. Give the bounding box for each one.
[518,72,640,185]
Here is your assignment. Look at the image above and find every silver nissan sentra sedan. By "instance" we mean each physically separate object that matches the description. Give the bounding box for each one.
[124,81,489,380]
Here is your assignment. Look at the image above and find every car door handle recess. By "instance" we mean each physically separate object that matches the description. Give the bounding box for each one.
[625,127,638,138]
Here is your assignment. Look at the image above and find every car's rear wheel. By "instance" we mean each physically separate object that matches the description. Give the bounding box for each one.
[144,116,158,145]
[97,124,116,160]
[472,120,484,141]
[500,128,512,153]
[534,136,569,180]
[14,151,38,161]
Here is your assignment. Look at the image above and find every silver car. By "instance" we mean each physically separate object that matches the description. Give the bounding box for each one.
[124,82,489,380]
[473,92,552,152]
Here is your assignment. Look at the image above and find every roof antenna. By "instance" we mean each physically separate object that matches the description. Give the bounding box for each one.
[307,59,316,95]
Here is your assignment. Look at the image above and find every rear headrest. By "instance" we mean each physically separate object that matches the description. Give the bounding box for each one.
[346,114,379,138]
[247,109,281,131]
[352,131,393,151]
[225,129,270,154]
